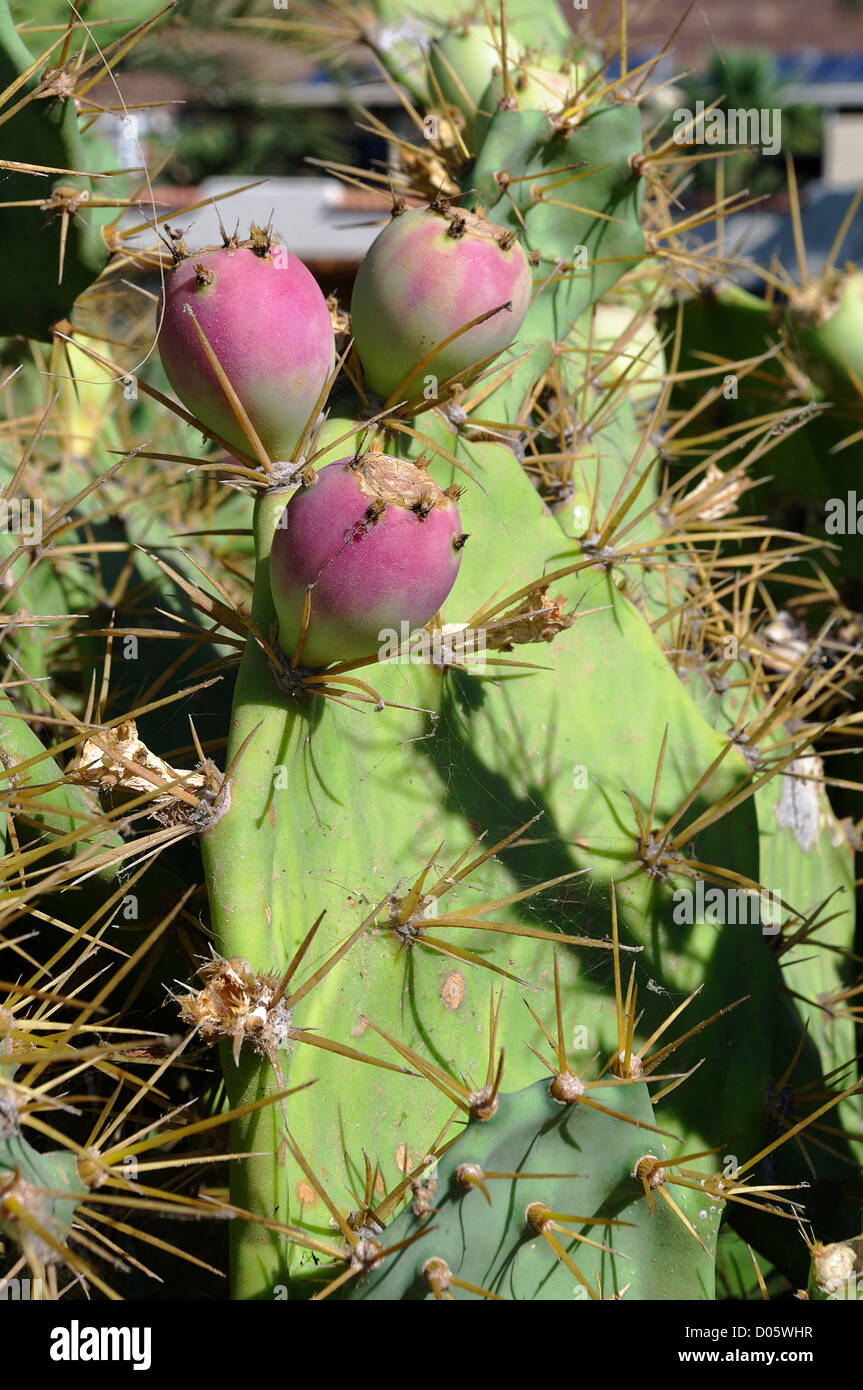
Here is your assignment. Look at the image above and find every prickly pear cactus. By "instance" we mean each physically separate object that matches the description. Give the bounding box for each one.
[0,0,148,339]
[333,1078,721,1301]
[0,0,860,1304]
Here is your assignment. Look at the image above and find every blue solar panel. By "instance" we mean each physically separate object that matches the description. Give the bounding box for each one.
[603,51,675,83]
[602,50,863,87]
[777,54,863,83]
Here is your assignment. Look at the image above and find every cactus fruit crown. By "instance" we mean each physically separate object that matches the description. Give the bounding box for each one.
[424,196,520,253]
[339,449,463,524]
[175,953,295,1066]
[163,217,286,268]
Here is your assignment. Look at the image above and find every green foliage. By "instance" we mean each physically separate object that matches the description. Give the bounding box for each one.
[666,48,821,196]
[1,0,860,1306]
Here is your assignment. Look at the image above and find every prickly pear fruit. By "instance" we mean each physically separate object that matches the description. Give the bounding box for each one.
[269,451,466,669]
[473,58,584,152]
[549,439,600,538]
[786,270,863,402]
[486,57,582,112]
[587,302,667,407]
[606,256,674,312]
[157,234,336,461]
[350,202,533,404]
[428,23,523,144]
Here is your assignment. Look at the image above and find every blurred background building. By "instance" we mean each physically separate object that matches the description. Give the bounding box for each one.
[58,0,863,294]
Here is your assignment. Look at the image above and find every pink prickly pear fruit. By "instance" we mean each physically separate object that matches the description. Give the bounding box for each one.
[269,451,467,670]
[350,201,533,405]
[157,233,336,462]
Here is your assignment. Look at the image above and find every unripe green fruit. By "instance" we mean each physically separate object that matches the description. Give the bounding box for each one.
[351,202,533,405]
[786,271,863,402]
[428,23,524,145]
[473,58,586,154]
[567,303,666,409]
